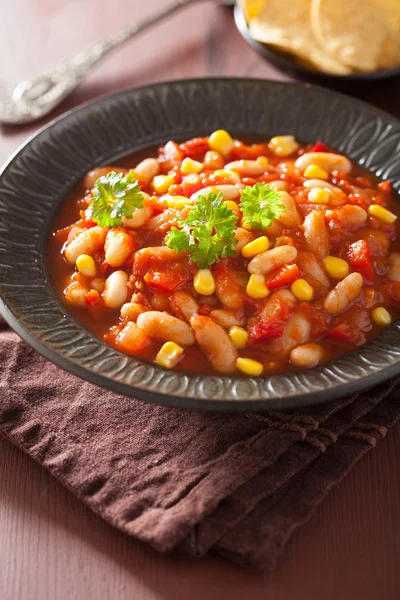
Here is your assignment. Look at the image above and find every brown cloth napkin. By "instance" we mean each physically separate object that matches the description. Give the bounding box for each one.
[1,316,399,569]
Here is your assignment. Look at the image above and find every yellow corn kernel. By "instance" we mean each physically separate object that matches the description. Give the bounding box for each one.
[304,164,329,180]
[155,341,184,369]
[181,157,203,175]
[308,187,331,204]
[372,307,392,327]
[194,269,215,296]
[214,169,241,183]
[166,196,193,210]
[76,254,96,278]
[323,256,350,280]
[368,204,397,224]
[152,175,174,194]
[209,130,234,156]
[256,156,269,166]
[229,326,249,349]
[225,200,240,212]
[290,278,314,301]
[246,273,269,299]
[236,357,264,376]
[365,289,375,308]
[241,236,269,258]
[268,135,299,157]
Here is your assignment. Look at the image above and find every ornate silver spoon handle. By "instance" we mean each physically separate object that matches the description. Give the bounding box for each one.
[1,0,200,125]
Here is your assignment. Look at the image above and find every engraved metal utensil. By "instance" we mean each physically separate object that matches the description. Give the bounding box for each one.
[0,0,235,126]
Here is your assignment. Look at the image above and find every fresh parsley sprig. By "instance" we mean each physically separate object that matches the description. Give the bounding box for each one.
[88,171,144,227]
[240,182,286,231]
[165,192,238,268]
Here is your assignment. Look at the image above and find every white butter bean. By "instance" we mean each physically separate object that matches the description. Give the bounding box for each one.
[64,226,107,265]
[137,311,195,346]
[102,271,129,309]
[133,158,160,183]
[64,281,89,307]
[267,309,311,359]
[303,210,330,259]
[323,272,364,315]
[210,309,246,329]
[190,315,238,374]
[122,206,153,229]
[190,185,240,203]
[224,160,267,176]
[248,245,297,275]
[120,302,148,321]
[170,292,199,323]
[104,229,135,267]
[268,180,289,191]
[290,343,324,368]
[234,228,255,253]
[295,152,351,174]
[278,191,301,227]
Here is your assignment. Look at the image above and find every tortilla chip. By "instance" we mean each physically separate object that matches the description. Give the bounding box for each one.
[311,0,400,72]
[248,0,351,75]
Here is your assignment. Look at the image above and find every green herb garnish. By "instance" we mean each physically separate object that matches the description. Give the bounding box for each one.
[165,192,238,268]
[240,182,286,231]
[88,171,144,227]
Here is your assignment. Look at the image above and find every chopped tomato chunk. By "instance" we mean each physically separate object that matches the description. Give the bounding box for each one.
[198,304,212,316]
[250,321,285,342]
[266,264,300,290]
[346,240,374,281]
[160,140,184,162]
[378,181,392,194]
[144,264,190,292]
[85,289,100,306]
[248,297,292,344]
[230,141,270,160]
[179,137,209,158]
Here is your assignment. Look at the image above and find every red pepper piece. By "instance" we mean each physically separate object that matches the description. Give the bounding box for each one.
[346,240,374,281]
[309,141,332,153]
[266,264,300,290]
[326,325,352,341]
[85,289,100,306]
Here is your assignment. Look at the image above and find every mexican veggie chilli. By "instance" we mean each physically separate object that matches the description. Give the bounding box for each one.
[48,132,400,377]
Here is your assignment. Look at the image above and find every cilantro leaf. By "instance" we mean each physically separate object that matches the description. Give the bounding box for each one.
[165,192,238,268]
[88,171,144,227]
[240,182,286,231]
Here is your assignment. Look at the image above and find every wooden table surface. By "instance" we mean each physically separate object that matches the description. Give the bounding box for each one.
[1,2,400,598]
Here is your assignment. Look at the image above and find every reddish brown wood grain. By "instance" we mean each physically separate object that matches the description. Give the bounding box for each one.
[1,1,400,598]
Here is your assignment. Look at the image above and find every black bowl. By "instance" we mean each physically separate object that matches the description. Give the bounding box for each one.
[1,78,400,411]
[234,4,400,84]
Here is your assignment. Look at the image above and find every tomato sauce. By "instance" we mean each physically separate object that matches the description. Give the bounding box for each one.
[47,134,400,377]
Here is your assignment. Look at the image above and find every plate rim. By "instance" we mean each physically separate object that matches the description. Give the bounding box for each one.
[1,77,400,411]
